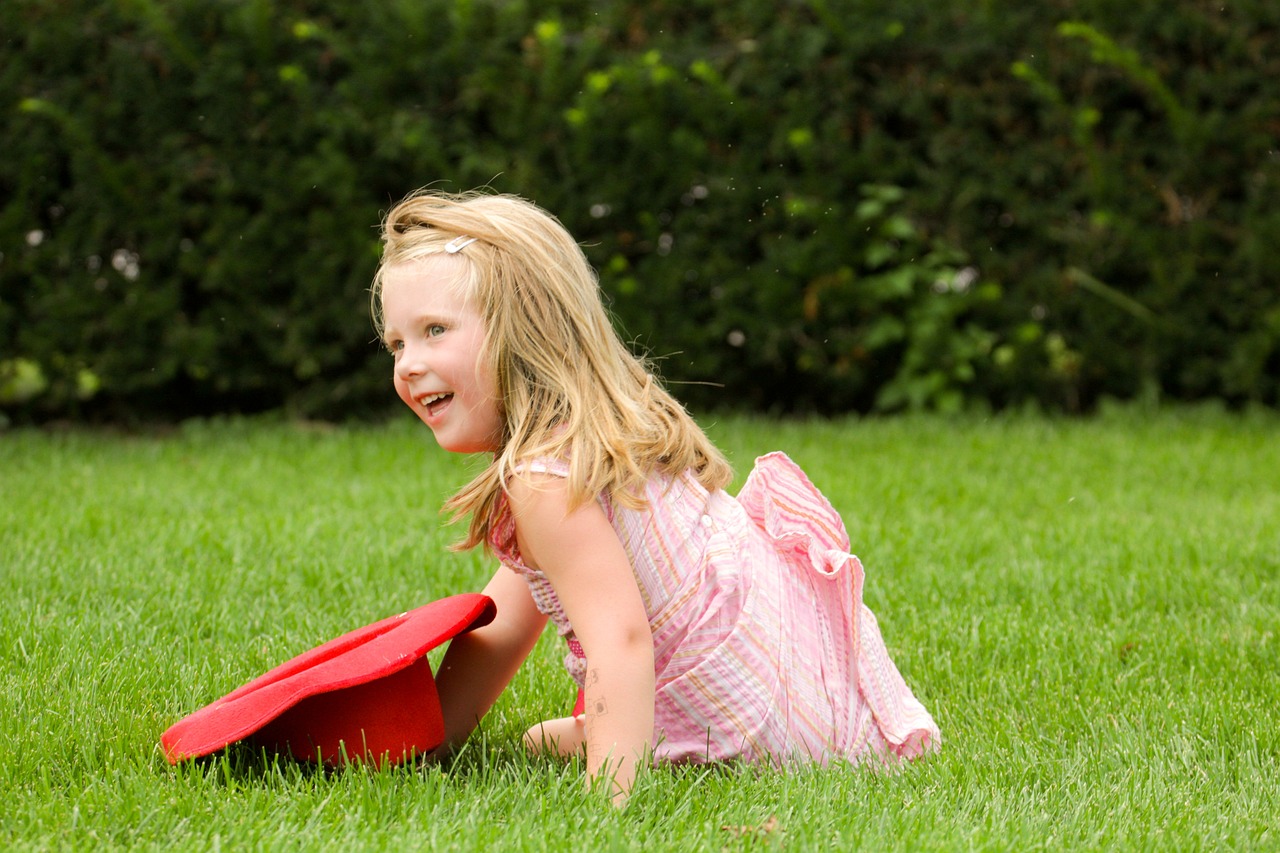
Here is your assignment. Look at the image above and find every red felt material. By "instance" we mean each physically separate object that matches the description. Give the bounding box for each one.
[160,593,495,766]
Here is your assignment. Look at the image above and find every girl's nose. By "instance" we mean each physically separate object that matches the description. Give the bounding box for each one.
[395,344,427,381]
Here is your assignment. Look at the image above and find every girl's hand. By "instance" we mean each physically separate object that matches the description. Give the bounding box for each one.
[507,474,656,805]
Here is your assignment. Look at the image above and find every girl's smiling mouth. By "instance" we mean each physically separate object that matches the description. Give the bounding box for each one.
[418,392,454,417]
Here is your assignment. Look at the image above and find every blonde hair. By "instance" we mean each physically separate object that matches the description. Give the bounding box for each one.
[372,190,733,551]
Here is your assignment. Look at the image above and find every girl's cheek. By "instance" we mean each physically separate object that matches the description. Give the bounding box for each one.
[393,375,414,409]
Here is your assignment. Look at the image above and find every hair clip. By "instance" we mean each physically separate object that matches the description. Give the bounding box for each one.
[444,235,478,254]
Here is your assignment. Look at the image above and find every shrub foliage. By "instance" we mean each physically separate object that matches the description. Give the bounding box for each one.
[2,0,1278,421]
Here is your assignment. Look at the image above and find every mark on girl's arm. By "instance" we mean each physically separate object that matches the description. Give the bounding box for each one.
[587,668,607,716]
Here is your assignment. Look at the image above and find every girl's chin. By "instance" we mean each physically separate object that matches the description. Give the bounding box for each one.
[433,437,498,454]
[425,423,500,454]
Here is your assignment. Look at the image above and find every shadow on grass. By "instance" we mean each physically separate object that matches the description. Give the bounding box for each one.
[166,727,553,789]
[165,728,767,793]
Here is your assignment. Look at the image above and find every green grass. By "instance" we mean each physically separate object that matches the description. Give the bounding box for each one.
[2,407,1277,850]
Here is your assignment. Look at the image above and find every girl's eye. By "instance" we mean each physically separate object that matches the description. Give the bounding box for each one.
[427,324,446,337]
[386,340,403,354]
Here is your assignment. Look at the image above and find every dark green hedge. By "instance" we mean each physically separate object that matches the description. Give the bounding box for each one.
[3,0,1278,422]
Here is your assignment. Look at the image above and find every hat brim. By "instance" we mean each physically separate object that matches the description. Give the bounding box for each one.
[160,593,495,766]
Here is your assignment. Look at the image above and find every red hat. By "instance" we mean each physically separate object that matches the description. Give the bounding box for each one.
[161,593,496,767]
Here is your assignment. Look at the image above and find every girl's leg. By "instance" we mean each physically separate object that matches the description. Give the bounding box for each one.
[523,716,586,757]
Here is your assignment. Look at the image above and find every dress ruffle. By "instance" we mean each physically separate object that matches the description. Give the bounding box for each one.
[738,452,940,760]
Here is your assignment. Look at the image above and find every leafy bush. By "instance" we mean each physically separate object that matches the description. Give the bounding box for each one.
[2,0,1277,422]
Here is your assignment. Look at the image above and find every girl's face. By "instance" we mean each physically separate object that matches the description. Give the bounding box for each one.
[380,258,504,454]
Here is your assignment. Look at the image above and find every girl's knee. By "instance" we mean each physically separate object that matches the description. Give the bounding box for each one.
[523,716,586,757]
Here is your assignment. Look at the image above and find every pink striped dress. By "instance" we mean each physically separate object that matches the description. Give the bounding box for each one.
[487,452,939,766]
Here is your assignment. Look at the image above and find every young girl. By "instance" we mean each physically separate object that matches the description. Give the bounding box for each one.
[372,190,939,802]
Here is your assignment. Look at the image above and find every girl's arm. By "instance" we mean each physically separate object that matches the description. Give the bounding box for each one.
[508,474,656,805]
[431,564,548,754]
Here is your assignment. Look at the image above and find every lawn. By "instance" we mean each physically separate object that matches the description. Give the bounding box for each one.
[1,407,1277,850]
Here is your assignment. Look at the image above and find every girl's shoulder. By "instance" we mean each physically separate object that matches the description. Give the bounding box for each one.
[487,455,613,567]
